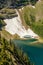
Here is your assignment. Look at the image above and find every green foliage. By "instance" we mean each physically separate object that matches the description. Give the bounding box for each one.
[35,1,43,21]
[31,22,43,38]
[0,35,32,65]
[0,20,6,30]
[22,3,43,38]
[0,20,5,25]
[23,6,35,25]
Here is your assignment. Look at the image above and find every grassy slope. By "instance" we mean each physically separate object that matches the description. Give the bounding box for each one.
[17,9,29,29]
[21,1,43,39]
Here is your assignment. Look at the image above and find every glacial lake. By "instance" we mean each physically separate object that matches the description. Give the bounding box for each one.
[13,39,43,65]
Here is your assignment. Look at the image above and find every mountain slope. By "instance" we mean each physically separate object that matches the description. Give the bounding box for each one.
[0,35,33,65]
[21,0,43,38]
[4,9,38,38]
[0,0,38,9]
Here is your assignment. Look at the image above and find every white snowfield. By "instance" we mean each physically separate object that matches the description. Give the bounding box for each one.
[4,10,38,38]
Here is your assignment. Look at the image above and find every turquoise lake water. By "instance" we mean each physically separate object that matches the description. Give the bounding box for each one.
[13,39,43,65]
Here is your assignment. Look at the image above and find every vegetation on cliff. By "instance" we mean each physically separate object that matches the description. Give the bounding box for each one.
[0,0,38,9]
[0,8,17,19]
[22,0,43,38]
[0,34,33,65]
[0,20,6,30]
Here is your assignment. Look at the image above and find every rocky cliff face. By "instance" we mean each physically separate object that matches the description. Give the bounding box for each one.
[0,0,38,9]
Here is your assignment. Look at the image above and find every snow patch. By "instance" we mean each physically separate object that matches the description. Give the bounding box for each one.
[4,10,38,38]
